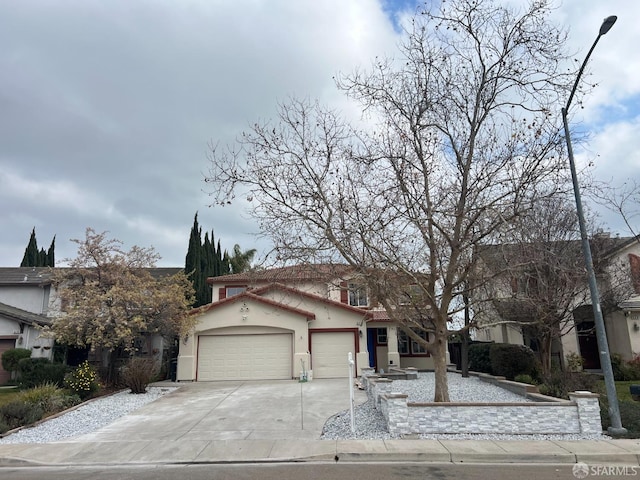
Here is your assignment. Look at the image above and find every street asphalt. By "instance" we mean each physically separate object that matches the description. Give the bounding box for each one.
[0,379,639,467]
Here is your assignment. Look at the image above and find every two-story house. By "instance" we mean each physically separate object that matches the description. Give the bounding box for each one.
[474,235,640,371]
[177,264,436,381]
[0,267,56,383]
[0,266,184,384]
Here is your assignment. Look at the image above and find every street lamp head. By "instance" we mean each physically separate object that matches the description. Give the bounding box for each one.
[600,15,617,36]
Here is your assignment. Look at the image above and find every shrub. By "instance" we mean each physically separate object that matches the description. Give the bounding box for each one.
[600,399,640,438]
[610,354,640,381]
[1,348,31,380]
[538,371,599,399]
[468,343,493,374]
[17,358,68,389]
[0,400,43,430]
[119,357,159,394]
[19,382,80,416]
[0,419,9,435]
[64,361,100,399]
[514,374,537,385]
[489,344,537,380]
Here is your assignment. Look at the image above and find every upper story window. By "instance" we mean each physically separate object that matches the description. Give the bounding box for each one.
[348,283,368,307]
[226,286,247,297]
[399,284,423,305]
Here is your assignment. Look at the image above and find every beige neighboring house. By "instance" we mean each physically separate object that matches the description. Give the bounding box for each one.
[475,236,640,370]
[177,264,436,381]
[0,268,55,384]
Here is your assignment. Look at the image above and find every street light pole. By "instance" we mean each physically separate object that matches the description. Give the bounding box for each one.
[561,15,626,435]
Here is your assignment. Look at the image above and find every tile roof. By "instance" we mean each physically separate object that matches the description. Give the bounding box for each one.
[206,264,354,285]
[192,281,373,321]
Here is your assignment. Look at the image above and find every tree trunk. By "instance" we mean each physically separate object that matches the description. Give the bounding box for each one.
[432,324,450,402]
[539,335,553,376]
[460,331,469,378]
[461,291,470,377]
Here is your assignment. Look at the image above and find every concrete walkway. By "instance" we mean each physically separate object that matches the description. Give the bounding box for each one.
[1,379,640,466]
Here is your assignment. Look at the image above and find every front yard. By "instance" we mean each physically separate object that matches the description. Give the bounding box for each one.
[599,380,640,437]
[0,388,20,407]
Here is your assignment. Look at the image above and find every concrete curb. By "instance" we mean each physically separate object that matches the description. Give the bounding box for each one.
[1,439,640,467]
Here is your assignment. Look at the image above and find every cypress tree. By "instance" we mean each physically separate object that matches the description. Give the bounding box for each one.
[20,228,38,267]
[47,236,55,267]
[201,232,215,305]
[184,213,241,307]
[20,228,55,267]
[185,214,203,306]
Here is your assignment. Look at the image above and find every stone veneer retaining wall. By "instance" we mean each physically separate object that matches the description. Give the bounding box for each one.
[361,370,602,436]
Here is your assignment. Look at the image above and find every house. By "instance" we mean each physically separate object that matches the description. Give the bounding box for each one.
[0,266,183,384]
[0,267,55,383]
[177,264,437,381]
[474,235,640,370]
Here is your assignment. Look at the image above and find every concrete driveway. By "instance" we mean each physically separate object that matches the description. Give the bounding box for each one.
[73,379,366,442]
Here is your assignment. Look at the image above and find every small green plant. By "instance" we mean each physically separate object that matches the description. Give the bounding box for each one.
[514,374,537,385]
[119,357,158,394]
[19,382,80,416]
[64,361,100,399]
[565,352,584,372]
[0,400,43,431]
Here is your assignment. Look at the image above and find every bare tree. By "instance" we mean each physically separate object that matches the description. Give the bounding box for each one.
[473,195,635,375]
[591,178,640,240]
[205,0,576,401]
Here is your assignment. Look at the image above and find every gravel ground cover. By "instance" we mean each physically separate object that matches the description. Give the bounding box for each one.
[1,374,607,443]
[0,387,176,444]
[320,372,609,441]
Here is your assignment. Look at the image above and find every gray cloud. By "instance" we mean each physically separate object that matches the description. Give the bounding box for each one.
[1,0,638,267]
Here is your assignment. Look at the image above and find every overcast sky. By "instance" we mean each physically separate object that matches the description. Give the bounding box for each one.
[1,0,638,267]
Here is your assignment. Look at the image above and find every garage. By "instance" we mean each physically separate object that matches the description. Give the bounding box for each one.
[311,331,356,378]
[197,333,292,381]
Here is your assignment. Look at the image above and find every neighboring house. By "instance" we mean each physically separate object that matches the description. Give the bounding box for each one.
[177,264,437,381]
[0,268,55,383]
[0,267,183,384]
[474,236,640,370]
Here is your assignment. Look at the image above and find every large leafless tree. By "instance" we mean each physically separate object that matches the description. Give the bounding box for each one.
[206,0,577,401]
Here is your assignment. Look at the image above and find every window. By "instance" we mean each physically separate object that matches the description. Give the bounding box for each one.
[399,284,422,305]
[398,329,429,356]
[376,328,387,345]
[398,330,410,354]
[226,286,246,297]
[348,283,368,307]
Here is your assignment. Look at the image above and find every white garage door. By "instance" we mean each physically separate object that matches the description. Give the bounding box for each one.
[197,333,292,381]
[311,331,355,378]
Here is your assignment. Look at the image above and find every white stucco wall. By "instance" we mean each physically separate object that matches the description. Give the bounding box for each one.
[0,285,52,314]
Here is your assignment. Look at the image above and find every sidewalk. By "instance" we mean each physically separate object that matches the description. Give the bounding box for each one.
[1,379,639,467]
[1,438,640,466]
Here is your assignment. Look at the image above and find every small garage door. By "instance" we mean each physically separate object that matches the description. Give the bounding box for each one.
[197,333,292,381]
[311,331,356,378]
[0,339,16,385]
